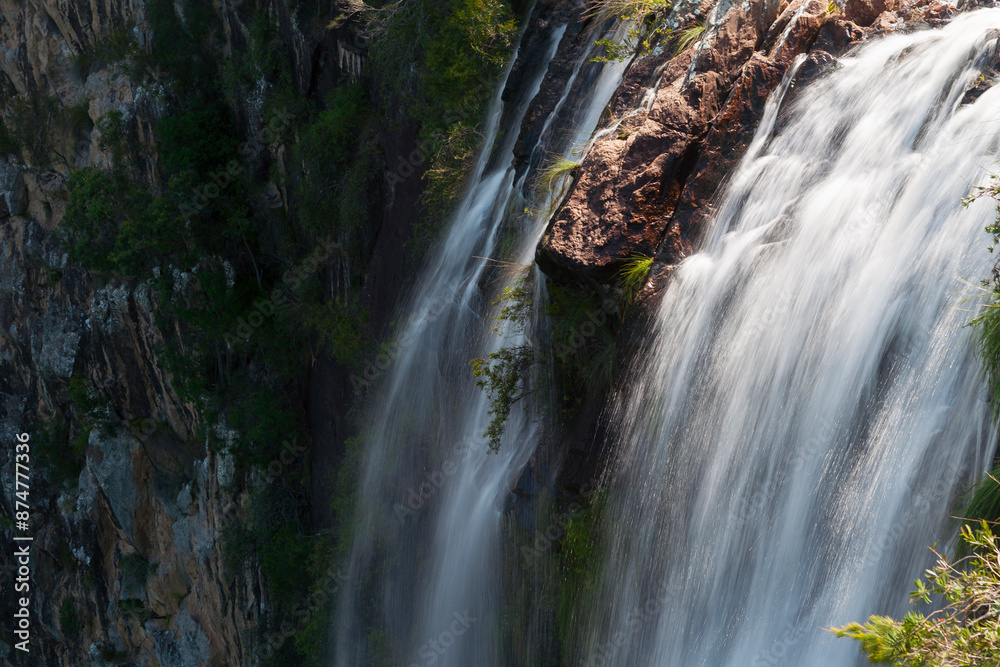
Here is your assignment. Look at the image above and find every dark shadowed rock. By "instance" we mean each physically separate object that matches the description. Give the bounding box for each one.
[813,18,866,54]
[795,49,837,86]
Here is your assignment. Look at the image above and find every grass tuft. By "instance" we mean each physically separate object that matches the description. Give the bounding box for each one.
[618,253,654,300]
[538,158,580,193]
[674,22,705,57]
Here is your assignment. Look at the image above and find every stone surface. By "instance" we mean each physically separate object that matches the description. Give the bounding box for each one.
[845,0,896,26]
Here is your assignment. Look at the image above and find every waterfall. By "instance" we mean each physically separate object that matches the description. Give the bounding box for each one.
[332,15,632,666]
[578,11,1000,667]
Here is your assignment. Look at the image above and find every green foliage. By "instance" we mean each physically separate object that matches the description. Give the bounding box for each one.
[368,0,518,230]
[556,492,607,651]
[831,522,1000,666]
[118,552,149,592]
[223,371,300,469]
[0,87,70,166]
[493,280,533,331]
[294,83,373,246]
[588,0,672,63]
[59,167,184,277]
[471,344,536,452]
[157,106,238,176]
[546,285,619,414]
[117,598,155,622]
[618,253,654,301]
[471,276,537,451]
[674,22,705,57]
[305,296,369,368]
[146,0,221,99]
[72,28,145,79]
[33,416,84,489]
[965,177,1000,422]
[59,599,81,637]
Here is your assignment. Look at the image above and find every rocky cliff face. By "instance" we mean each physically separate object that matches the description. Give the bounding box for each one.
[0,1,367,665]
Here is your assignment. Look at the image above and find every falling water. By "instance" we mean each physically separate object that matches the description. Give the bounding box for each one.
[579,12,1000,667]
[332,14,632,666]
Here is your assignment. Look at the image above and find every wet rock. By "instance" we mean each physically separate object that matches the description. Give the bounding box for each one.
[538,1,768,285]
[672,55,788,249]
[813,18,866,54]
[770,0,829,64]
[795,49,838,87]
[845,0,896,26]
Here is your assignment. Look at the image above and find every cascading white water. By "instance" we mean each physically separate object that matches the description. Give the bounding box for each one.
[579,13,1000,667]
[332,16,631,666]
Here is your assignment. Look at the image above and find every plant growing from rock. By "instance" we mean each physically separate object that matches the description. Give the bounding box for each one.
[830,521,1000,665]
[618,253,654,302]
[674,22,705,56]
[470,275,538,452]
[589,0,672,63]
[538,157,580,194]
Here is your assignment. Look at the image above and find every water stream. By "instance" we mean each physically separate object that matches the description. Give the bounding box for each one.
[578,12,1000,667]
[332,15,630,667]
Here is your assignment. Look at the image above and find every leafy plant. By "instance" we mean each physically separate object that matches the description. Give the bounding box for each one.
[59,599,81,637]
[470,344,536,452]
[831,521,1000,665]
[119,552,149,593]
[587,0,672,63]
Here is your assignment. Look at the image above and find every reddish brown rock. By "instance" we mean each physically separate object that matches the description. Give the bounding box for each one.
[868,10,902,31]
[813,17,866,54]
[537,1,769,284]
[845,0,896,26]
[770,0,829,64]
[671,54,787,246]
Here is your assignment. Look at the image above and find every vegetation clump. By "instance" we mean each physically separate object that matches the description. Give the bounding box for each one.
[831,522,1000,666]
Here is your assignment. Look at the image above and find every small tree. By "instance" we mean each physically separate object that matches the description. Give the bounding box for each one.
[830,521,1000,665]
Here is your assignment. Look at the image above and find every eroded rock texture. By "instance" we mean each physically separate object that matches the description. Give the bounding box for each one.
[536,0,953,290]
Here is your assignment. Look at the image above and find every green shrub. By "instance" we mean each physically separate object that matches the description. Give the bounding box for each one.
[59,167,184,277]
[368,0,518,231]
[832,522,1000,665]
[33,415,84,489]
[119,552,149,592]
[546,285,619,413]
[157,106,239,176]
[471,344,536,452]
